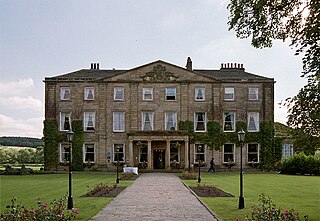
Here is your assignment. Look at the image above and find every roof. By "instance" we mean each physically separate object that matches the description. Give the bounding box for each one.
[44,60,274,83]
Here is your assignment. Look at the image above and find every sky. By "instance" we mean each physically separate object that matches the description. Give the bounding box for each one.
[0,0,306,138]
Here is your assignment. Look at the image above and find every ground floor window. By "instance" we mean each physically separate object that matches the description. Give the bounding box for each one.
[248,143,259,163]
[83,143,95,163]
[223,144,235,163]
[139,144,148,163]
[170,142,180,163]
[194,144,205,163]
[60,143,70,163]
[113,144,125,162]
[282,144,293,159]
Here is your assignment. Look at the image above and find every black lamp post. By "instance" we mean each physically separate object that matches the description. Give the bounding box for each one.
[116,146,120,184]
[238,128,246,209]
[197,145,202,183]
[66,129,74,210]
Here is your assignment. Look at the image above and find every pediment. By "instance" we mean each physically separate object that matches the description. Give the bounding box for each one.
[101,60,218,83]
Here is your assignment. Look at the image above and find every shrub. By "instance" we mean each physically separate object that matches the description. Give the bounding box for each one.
[1,197,79,220]
[119,172,138,180]
[239,193,308,221]
[278,153,320,175]
[181,171,197,180]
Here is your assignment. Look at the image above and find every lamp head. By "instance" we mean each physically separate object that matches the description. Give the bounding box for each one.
[238,128,246,142]
[66,129,74,142]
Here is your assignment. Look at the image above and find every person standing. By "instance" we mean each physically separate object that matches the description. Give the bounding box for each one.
[208,158,215,172]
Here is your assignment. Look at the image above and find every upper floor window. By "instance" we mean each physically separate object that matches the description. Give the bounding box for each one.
[248,143,259,163]
[195,87,205,101]
[194,144,205,163]
[166,87,176,100]
[59,143,70,163]
[224,87,234,100]
[248,87,258,100]
[113,144,125,162]
[83,143,95,163]
[84,112,95,131]
[223,144,235,163]
[143,88,153,100]
[165,112,177,131]
[247,112,259,132]
[142,112,154,131]
[60,87,70,100]
[223,112,235,132]
[114,87,124,100]
[194,112,206,132]
[60,112,71,131]
[84,87,94,100]
[113,112,125,132]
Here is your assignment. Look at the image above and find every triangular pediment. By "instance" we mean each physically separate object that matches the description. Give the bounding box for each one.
[101,60,219,83]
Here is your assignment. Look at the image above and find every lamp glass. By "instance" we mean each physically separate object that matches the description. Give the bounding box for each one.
[238,128,245,142]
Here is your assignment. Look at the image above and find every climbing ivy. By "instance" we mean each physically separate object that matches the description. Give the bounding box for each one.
[71,120,84,171]
[43,120,59,171]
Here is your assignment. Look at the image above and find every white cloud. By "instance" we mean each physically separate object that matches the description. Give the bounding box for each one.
[0,114,43,138]
[0,96,42,110]
[0,78,34,97]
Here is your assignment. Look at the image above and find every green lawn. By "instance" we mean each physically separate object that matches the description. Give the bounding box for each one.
[0,173,133,220]
[183,173,320,221]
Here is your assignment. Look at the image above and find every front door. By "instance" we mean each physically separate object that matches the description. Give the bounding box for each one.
[153,149,165,169]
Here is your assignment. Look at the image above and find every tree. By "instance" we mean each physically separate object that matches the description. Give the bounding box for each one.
[228,0,320,138]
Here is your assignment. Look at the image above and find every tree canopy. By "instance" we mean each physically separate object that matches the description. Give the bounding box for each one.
[228,0,320,138]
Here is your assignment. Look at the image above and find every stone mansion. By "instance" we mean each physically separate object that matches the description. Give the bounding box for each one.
[44,58,274,171]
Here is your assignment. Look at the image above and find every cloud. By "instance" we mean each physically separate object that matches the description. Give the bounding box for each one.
[0,96,42,110]
[0,114,43,138]
[0,78,34,97]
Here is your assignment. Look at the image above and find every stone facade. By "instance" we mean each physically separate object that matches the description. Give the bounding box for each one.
[44,58,274,171]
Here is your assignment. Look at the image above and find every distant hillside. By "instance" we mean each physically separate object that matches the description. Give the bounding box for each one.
[0,137,43,148]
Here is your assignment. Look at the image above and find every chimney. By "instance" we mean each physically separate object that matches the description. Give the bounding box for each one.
[220,63,245,71]
[91,63,94,69]
[90,63,100,70]
[186,57,192,71]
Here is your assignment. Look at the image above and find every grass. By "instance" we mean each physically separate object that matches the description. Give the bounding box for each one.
[183,173,320,221]
[0,173,133,220]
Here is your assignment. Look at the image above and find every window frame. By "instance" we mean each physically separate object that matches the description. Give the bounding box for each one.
[247,112,260,132]
[223,143,235,163]
[84,87,95,100]
[248,87,259,101]
[170,142,180,163]
[83,143,95,163]
[224,87,235,101]
[194,112,207,132]
[247,143,259,163]
[165,87,176,101]
[60,112,71,131]
[195,87,205,101]
[194,144,206,163]
[114,86,124,100]
[142,112,154,131]
[83,112,95,131]
[223,112,236,132]
[59,143,71,163]
[143,88,153,101]
[139,144,148,163]
[60,87,71,101]
[113,144,125,162]
[113,112,125,132]
[282,144,294,159]
[165,112,177,131]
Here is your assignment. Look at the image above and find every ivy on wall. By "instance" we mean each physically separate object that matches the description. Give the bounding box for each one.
[43,120,59,171]
[43,119,84,171]
[71,120,84,171]
[178,120,282,170]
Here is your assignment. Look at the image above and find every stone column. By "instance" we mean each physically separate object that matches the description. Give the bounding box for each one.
[185,140,189,169]
[147,140,152,169]
[128,140,133,167]
[165,140,171,170]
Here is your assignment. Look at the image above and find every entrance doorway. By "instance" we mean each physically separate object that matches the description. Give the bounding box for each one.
[153,149,165,169]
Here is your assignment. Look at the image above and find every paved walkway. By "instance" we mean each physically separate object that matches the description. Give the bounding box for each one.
[91,173,219,221]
